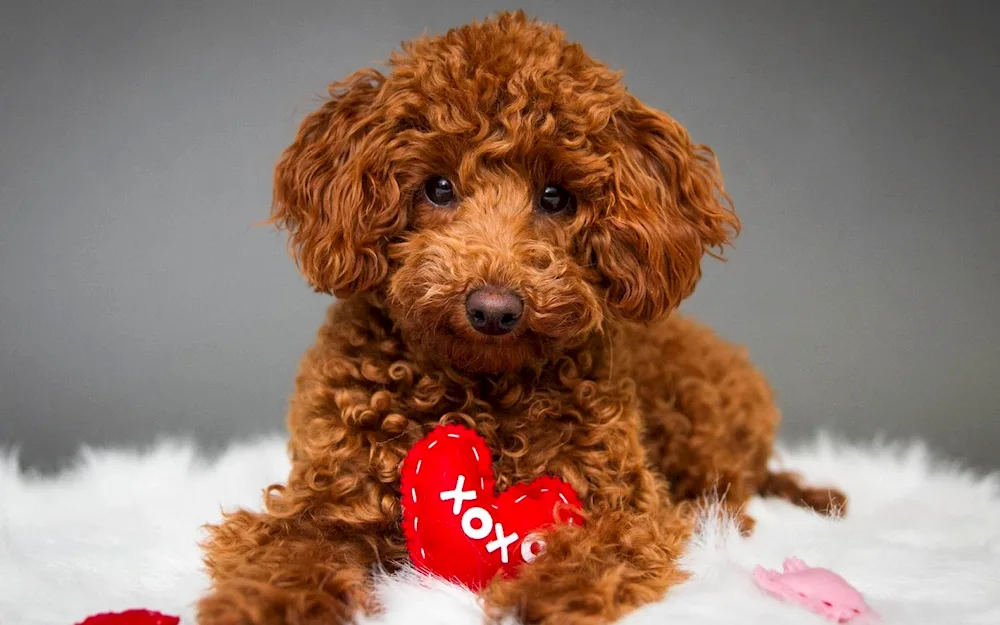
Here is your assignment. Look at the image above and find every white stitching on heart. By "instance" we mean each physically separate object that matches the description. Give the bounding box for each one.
[410,487,417,503]
[415,459,422,474]
[414,517,419,531]
[447,433,460,438]
[420,547,426,559]
[514,495,527,503]
[558,493,568,504]
[472,447,480,461]
[428,440,437,449]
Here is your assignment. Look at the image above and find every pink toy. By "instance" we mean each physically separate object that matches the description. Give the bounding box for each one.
[753,557,878,623]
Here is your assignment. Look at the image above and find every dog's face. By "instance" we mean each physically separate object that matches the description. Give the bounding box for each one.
[271,12,738,373]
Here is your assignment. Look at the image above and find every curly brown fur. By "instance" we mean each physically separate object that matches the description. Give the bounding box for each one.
[198,11,845,625]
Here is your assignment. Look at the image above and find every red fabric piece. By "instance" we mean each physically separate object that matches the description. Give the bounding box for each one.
[75,610,180,625]
[400,424,584,591]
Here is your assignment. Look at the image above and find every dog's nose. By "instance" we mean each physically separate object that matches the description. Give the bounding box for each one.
[465,287,524,336]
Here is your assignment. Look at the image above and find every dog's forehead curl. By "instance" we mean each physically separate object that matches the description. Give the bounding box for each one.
[374,17,629,159]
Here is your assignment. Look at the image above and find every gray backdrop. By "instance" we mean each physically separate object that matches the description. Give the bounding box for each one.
[2,1,998,472]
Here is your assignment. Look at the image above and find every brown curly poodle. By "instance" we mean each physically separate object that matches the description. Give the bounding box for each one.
[198,11,845,625]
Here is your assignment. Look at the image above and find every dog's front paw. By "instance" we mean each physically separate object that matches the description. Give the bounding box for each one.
[197,579,363,625]
[479,508,694,625]
[478,525,645,625]
[197,584,257,625]
[480,575,611,625]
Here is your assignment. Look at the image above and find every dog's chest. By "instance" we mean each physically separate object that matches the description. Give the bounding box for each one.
[391,360,640,503]
[467,398,638,502]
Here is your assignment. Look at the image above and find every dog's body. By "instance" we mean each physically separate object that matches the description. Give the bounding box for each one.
[199,12,843,625]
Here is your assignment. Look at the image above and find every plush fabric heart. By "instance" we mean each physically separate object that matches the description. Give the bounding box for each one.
[400,424,584,590]
[75,609,179,625]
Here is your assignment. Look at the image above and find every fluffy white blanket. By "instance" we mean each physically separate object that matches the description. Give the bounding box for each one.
[2,436,998,625]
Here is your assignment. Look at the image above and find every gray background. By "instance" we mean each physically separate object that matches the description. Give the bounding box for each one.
[2,1,997,472]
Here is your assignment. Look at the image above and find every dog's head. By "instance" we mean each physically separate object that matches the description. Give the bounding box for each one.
[271,11,738,373]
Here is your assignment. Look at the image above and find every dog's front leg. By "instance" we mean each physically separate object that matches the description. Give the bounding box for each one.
[480,503,695,625]
[196,507,401,625]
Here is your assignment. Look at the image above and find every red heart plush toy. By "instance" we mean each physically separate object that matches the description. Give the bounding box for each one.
[400,424,584,590]
[76,610,179,625]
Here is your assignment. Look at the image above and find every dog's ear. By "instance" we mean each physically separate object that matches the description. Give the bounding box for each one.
[583,97,740,322]
[270,68,406,296]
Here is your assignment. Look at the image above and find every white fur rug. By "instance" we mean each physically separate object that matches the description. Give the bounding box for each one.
[2,436,998,625]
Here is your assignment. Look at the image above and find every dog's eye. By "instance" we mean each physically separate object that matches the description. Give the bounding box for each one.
[537,184,575,215]
[423,176,456,207]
